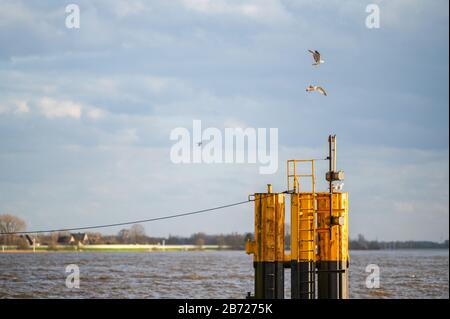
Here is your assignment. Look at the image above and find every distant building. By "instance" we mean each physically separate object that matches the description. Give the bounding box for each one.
[57,233,89,246]
[71,233,89,245]
[57,234,71,245]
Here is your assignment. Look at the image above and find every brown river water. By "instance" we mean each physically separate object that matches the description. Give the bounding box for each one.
[0,249,448,299]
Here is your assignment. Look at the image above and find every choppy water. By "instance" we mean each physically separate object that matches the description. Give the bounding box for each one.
[0,250,448,299]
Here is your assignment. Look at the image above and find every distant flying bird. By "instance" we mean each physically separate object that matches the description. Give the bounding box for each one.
[197,141,203,147]
[306,85,327,96]
[308,50,325,66]
[332,183,344,191]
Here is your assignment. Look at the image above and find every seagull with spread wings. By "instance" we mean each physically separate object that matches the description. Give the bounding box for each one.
[308,50,325,66]
[306,85,327,96]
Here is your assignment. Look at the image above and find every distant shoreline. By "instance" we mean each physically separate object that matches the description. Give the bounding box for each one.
[1,245,448,254]
[0,244,235,253]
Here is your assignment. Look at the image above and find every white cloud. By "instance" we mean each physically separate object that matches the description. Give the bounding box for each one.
[182,0,291,21]
[393,201,416,214]
[110,0,147,18]
[0,0,447,241]
[37,97,82,119]
[75,75,184,102]
[0,95,106,120]
[142,76,171,94]
[223,118,248,128]
[87,108,106,120]
[0,99,30,114]
[182,0,253,15]
[0,104,8,114]
[0,1,34,27]
[114,128,140,145]
[377,0,449,30]
[14,100,30,113]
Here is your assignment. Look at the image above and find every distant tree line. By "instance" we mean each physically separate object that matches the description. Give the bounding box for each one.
[35,230,248,250]
[164,232,247,249]
[1,214,448,251]
[85,229,248,250]
[349,234,449,250]
[0,214,27,247]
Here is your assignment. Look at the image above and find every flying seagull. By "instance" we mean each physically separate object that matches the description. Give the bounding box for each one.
[306,85,327,96]
[308,50,325,66]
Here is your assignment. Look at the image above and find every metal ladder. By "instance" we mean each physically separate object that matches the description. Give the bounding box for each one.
[287,160,317,298]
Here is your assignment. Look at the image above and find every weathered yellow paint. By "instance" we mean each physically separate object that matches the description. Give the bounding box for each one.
[284,254,291,263]
[248,136,349,299]
[291,193,315,262]
[246,192,285,263]
[245,240,256,255]
[316,192,349,262]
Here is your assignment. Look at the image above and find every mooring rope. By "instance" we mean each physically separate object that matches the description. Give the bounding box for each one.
[0,191,288,235]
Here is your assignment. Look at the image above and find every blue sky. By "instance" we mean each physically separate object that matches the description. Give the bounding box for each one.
[0,0,448,241]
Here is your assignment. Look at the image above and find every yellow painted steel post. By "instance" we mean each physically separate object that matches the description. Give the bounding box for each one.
[250,136,349,299]
[293,161,297,192]
[316,192,349,299]
[291,192,316,299]
[246,184,285,299]
[287,161,291,192]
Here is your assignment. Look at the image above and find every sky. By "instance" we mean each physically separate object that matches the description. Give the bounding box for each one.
[0,0,448,241]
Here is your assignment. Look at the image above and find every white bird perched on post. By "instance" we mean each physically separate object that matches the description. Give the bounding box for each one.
[308,50,325,66]
[332,183,344,192]
[306,85,327,96]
